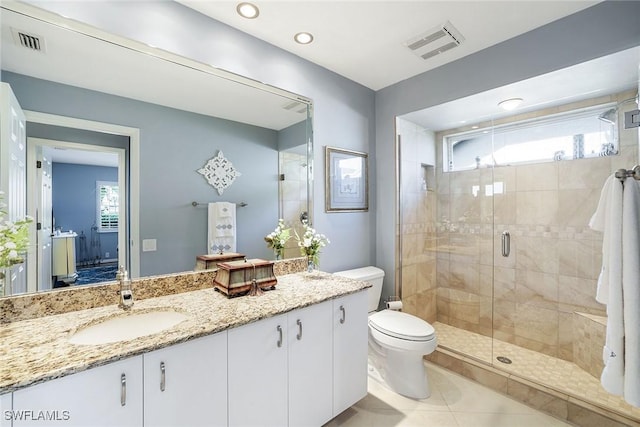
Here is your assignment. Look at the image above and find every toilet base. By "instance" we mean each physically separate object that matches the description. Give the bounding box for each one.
[368,344,431,399]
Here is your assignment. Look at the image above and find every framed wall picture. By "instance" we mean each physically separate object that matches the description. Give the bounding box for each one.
[325,146,368,212]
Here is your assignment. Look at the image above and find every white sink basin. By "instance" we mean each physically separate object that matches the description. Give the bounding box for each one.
[69,309,189,345]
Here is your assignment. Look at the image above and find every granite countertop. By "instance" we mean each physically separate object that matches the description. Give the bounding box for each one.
[0,272,370,394]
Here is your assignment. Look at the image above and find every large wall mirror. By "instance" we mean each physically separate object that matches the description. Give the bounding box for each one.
[0,2,313,297]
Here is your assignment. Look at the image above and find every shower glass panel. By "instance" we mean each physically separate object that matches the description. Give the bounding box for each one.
[435,120,495,365]
[395,118,444,333]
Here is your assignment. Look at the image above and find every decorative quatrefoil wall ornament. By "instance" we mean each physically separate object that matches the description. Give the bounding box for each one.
[197,151,242,195]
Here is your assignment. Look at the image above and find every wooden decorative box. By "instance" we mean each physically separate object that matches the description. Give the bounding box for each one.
[213,258,277,297]
[195,252,245,271]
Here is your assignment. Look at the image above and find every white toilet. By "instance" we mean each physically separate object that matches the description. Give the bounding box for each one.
[334,266,437,399]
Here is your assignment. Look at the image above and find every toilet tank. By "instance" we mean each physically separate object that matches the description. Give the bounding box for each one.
[333,266,385,313]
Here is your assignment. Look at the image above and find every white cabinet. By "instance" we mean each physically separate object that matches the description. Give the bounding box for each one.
[143,333,227,427]
[228,296,361,427]
[12,356,143,427]
[1,393,12,426]
[333,291,368,416]
[228,313,288,427]
[288,300,333,426]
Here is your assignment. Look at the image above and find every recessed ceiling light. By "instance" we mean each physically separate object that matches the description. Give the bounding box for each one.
[237,2,259,19]
[294,32,314,45]
[498,98,523,111]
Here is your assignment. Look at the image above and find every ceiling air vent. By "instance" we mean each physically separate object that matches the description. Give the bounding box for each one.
[11,27,46,52]
[405,21,464,61]
[282,100,308,114]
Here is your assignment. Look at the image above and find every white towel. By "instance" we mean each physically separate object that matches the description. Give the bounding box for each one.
[207,202,236,254]
[590,174,640,406]
[622,179,640,407]
[590,174,624,396]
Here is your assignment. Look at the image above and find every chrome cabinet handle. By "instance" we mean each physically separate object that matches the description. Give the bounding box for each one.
[340,305,346,324]
[277,325,283,348]
[160,361,166,392]
[120,373,126,406]
[296,319,303,340]
[502,231,511,257]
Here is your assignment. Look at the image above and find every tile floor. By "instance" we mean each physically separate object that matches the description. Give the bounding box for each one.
[325,361,572,427]
[434,322,640,421]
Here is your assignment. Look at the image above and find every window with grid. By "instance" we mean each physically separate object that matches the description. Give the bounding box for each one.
[97,181,119,232]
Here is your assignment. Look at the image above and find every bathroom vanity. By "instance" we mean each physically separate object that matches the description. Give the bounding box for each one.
[0,271,369,427]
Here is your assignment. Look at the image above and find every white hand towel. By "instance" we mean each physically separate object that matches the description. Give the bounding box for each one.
[622,179,640,407]
[208,202,236,254]
[217,202,234,218]
[590,174,624,395]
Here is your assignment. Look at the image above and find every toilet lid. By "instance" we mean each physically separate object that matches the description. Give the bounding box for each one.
[369,310,435,341]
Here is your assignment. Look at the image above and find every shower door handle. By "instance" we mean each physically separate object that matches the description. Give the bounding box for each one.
[501,231,511,257]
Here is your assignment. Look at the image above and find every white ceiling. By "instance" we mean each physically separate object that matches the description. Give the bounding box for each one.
[178,0,600,91]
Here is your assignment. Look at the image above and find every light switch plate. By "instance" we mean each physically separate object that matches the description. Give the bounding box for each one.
[142,239,157,252]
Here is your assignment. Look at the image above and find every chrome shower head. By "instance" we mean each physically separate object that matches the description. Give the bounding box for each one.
[598,108,617,125]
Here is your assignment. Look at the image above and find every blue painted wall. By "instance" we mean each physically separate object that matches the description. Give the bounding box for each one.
[52,163,119,265]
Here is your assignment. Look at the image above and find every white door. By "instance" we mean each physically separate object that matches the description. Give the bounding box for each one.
[26,144,53,292]
[144,332,227,427]
[12,356,143,427]
[0,83,27,295]
[333,291,369,417]
[38,149,53,291]
[228,313,288,427]
[288,300,333,426]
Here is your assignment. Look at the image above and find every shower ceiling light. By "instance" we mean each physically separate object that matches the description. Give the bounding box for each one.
[294,32,314,45]
[498,98,523,111]
[236,2,259,19]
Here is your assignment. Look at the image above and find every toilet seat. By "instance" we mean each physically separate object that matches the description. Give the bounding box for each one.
[369,309,435,342]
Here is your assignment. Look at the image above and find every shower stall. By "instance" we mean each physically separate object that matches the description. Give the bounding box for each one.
[396,66,640,424]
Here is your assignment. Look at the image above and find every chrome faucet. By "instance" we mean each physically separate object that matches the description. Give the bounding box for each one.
[117,265,134,310]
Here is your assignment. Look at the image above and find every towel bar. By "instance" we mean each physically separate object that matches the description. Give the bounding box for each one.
[615,165,640,182]
[191,201,248,207]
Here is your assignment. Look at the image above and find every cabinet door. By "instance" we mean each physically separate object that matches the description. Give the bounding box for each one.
[12,356,142,427]
[333,291,368,416]
[228,313,288,427]
[144,332,227,427]
[1,393,12,427]
[288,300,333,427]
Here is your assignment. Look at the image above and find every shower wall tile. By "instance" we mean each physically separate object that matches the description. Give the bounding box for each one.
[558,157,611,190]
[516,190,559,226]
[401,263,417,298]
[493,267,516,301]
[417,258,437,291]
[557,311,575,362]
[558,188,601,228]
[515,269,559,310]
[558,275,605,315]
[515,236,559,274]
[516,163,558,191]
[450,193,480,224]
[448,257,480,294]
[493,191,517,225]
[514,304,559,349]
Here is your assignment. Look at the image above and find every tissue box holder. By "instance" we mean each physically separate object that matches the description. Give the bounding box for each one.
[213,258,277,297]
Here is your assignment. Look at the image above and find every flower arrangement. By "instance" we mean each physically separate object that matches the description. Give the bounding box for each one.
[295,223,330,268]
[264,219,291,259]
[0,192,32,269]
